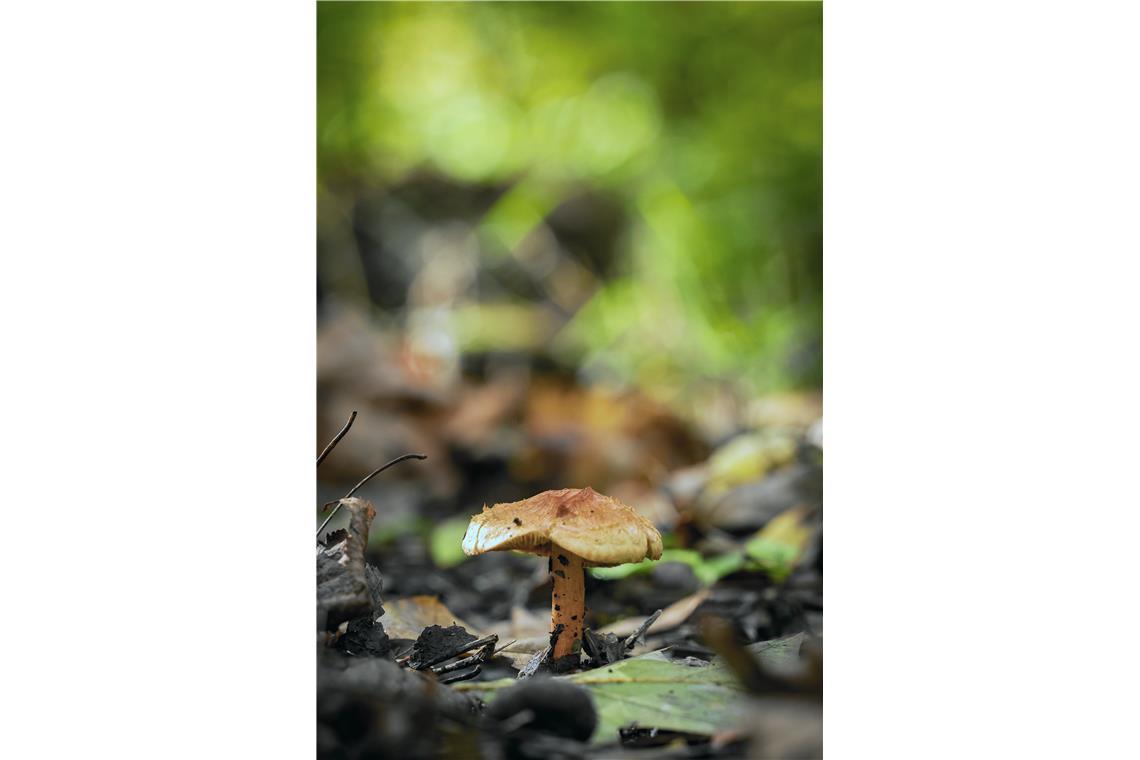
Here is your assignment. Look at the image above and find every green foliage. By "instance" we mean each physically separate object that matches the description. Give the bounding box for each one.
[318,2,821,397]
[429,515,471,569]
[459,633,805,743]
[364,514,432,549]
[593,501,812,584]
[743,505,813,582]
[743,537,801,583]
[590,548,744,586]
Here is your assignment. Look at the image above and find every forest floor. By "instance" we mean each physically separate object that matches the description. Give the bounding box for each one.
[316,307,822,759]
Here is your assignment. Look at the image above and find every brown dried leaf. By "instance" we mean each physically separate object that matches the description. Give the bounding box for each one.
[599,588,710,639]
[381,595,482,641]
[316,497,378,631]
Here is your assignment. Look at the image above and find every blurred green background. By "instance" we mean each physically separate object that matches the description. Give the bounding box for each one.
[317,1,821,408]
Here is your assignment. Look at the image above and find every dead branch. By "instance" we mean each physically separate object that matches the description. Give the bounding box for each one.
[412,633,498,671]
[316,453,427,539]
[317,410,357,467]
[432,637,498,675]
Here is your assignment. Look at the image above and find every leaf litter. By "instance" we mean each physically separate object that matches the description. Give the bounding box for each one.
[316,337,822,757]
[457,633,809,744]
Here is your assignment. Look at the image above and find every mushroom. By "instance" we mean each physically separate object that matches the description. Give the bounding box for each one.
[462,487,663,662]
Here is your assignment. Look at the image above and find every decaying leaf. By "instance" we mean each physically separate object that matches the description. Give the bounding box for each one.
[317,497,379,631]
[698,462,819,531]
[458,633,807,744]
[509,605,550,638]
[599,588,710,639]
[746,633,808,672]
[382,595,481,641]
[582,629,626,666]
[703,430,799,498]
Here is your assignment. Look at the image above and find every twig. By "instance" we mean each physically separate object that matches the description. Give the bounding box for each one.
[316,453,427,538]
[492,639,518,656]
[321,453,428,512]
[623,608,664,650]
[316,410,357,467]
[315,508,343,543]
[438,665,482,684]
[412,633,499,671]
[432,638,498,675]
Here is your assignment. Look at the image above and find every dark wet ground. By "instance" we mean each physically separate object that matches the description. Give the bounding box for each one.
[317,336,822,758]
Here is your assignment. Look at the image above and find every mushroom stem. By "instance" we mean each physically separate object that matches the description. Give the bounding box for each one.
[550,544,585,660]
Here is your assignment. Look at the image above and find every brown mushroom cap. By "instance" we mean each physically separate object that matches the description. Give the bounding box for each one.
[461,487,663,567]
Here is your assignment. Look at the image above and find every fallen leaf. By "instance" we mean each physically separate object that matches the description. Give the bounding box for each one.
[490,592,711,671]
[599,588,710,639]
[746,633,806,671]
[573,660,748,740]
[317,497,378,631]
[698,462,819,531]
[744,505,813,581]
[456,634,805,743]
[382,596,482,641]
[483,607,549,661]
[509,605,550,638]
[495,640,548,670]
[458,655,743,741]
[703,430,798,498]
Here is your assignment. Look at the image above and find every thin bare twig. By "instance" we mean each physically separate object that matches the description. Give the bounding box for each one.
[492,639,519,656]
[322,453,428,510]
[438,665,482,684]
[317,410,357,467]
[428,638,519,679]
[315,509,343,543]
[316,453,427,539]
[432,637,499,675]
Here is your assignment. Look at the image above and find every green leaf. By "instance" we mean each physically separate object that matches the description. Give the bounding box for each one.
[429,516,471,568]
[588,557,655,581]
[579,661,749,740]
[589,548,701,581]
[743,505,812,582]
[589,548,744,585]
[457,634,805,743]
[746,631,806,670]
[696,551,745,584]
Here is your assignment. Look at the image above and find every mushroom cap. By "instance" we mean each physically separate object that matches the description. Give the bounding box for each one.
[461,487,663,567]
